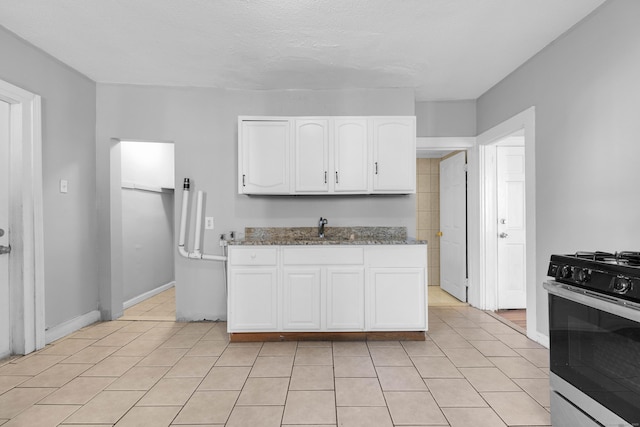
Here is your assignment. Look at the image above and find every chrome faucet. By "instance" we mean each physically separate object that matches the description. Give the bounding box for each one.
[318,217,328,238]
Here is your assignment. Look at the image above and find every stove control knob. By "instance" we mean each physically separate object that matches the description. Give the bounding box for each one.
[560,265,572,279]
[613,276,631,294]
[574,268,590,283]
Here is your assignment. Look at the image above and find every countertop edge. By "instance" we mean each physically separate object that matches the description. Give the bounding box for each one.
[228,240,427,246]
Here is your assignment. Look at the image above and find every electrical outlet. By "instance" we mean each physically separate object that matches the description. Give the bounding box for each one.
[60,179,68,193]
[205,217,214,230]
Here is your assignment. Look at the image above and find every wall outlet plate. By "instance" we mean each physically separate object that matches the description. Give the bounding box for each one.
[60,179,68,193]
[205,217,214,230]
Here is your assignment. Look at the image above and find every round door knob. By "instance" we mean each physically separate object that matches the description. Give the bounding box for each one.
[436,231,443,237]
[499,232,508,238]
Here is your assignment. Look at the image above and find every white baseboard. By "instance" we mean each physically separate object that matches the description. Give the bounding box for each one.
[123,281,175,310]
[536,332,550,349]
[45,310,101,344]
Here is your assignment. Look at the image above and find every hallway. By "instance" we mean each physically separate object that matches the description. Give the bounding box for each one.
[121,287,176,322]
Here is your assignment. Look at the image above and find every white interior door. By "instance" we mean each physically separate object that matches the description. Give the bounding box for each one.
[439,152,467,301]
[496,146,526,309]
[0,100,10,357]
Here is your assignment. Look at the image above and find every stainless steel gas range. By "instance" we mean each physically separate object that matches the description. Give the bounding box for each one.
[544,252,640,427]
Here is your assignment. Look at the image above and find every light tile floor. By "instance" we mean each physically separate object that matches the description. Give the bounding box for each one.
[0,288,550,426]
[121,287,176,321]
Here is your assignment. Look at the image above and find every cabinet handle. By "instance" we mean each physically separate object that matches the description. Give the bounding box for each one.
[324,171,327,184]
[242,174,246,187]
[375,162,378,175]
[335,171,339,184]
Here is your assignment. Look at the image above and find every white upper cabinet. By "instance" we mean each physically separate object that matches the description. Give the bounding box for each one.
[294,119,330,193]
[372,117,416,193]
[333,118,369,193]
[238,116,415,195]
[239,119,290,194]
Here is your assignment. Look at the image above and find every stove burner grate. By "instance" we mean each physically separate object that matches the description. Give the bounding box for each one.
[571,251,640,266]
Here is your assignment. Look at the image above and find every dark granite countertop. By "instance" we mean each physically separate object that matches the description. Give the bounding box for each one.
[227,226,427,246]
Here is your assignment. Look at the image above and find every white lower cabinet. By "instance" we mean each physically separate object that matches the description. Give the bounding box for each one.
[227,245,426,333]
[326,267,365,330]
[283,268,322,330]
[369,268,425,330]
[228,268,278,331]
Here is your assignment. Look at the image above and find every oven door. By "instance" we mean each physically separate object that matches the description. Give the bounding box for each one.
[545,281,640,426]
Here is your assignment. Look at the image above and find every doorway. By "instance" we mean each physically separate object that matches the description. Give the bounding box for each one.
[0,79,44,355]
[1,100,10,358]
[416,137,474,305]
[118,141,176,321]
[473,107,538,343]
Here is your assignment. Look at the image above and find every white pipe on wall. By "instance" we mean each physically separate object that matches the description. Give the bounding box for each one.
[178,178,191,258]
[193,191,204,256]
[177,178,227,262]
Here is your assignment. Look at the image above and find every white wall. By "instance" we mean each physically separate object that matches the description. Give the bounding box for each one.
[121,141,175,302]
[121,141,175,189]
[96,86,415,321]
[476,0,640,336]
[0,26,98,330]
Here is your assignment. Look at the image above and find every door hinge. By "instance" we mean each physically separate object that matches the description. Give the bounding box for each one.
[463,163,468,172]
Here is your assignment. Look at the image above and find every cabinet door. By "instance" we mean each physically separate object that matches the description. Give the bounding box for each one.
[228,268,278,331]
[326,267,365,330]
[239,120,290,194]
[372,117,416,193]
[333,119,369,192]
[369,267,425,330]
[283,268,322,330]
[294,119,329,192]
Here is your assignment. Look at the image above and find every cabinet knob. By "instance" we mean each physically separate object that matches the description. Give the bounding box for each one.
[250,253,256,259]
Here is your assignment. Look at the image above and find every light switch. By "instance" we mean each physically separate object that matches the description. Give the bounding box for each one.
[205,217,214,230]
[60,179,68,193]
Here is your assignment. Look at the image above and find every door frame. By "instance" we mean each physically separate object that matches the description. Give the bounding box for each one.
[470,107,538,342]
[100,138,176,321]
[416,137,474,300]
[0,79,45,354]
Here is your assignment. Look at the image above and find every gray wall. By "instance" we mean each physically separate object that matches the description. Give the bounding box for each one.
[415,100,476,137]
[121,141,175,302]
[476,0,640,335]
[0,27,98,329]
[121,189,174,301]
[96,86,416,321]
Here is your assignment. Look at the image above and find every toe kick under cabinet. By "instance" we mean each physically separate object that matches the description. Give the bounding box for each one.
[227,244,428,333]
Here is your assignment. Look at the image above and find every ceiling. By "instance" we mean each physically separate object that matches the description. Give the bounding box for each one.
[0,0,606,101]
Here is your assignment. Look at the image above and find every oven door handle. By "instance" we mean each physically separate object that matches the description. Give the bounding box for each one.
[544,281,640,323]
